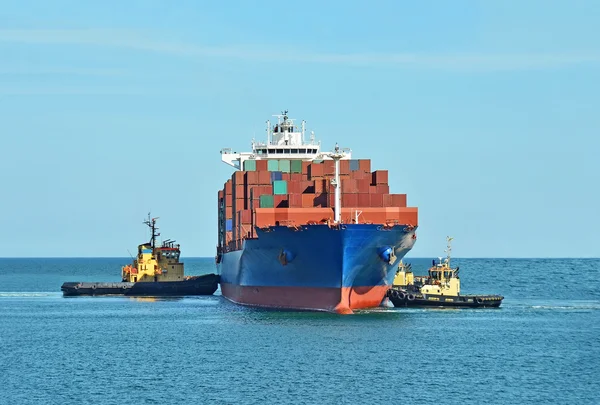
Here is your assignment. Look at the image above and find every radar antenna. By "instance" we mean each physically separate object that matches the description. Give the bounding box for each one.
[143,213,160,249]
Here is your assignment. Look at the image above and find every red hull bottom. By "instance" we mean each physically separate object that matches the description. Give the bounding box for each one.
[220,283,390,314]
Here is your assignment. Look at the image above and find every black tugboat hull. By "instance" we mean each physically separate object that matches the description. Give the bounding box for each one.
[61,274,220,297]
[388,289,503,308]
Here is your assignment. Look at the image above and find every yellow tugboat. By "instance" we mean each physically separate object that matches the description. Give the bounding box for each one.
[387,237,503,308]
[61,214,219,297]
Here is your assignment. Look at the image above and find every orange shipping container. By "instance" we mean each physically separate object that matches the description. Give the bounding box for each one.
[369,185,377,194]
[224,180,232,194]
[225,206,233,218]
[301,161,310,175]
[351,170,368,181]
[323,160,335,175]
[308,163,324,179]
[225,194,233,207]
[239,209,252,224]
[291,173,303,182]
[302,194,316,208]
[383,194,393,207]
[314,179,325,193]
[281,173,291,181]
[289,193,303,208]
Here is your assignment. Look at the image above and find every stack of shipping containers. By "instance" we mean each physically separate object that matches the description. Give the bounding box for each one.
[217,159,418,252]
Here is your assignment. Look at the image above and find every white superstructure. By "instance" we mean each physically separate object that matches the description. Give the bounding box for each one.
[220,110,352,169]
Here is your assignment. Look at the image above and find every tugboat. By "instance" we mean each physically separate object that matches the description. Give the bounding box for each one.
[61,214,219,297]
[387,237,503,308]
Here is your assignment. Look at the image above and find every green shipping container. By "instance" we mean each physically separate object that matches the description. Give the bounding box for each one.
[273,180,288,195]
[259,195,274,208]
[267,160,279,171]
[243,160,256,171]
[290,160,302,173]
[278,159,291,173]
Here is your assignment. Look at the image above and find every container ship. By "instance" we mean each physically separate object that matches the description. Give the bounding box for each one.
[215,111,418,314]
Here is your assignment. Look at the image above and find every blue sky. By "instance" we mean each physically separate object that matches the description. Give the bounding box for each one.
[1,0,598,258]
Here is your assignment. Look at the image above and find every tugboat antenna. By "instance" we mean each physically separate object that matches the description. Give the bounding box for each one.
[143,213,160,249]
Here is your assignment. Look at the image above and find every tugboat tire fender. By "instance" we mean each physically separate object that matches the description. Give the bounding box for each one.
[398,291,406,300]
[475,297,483,304]
[91,284,97,290]
[391,290,399,299]
[407,294,415,301]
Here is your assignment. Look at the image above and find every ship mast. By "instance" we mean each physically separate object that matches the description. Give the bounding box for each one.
[143,213,160,249]
[445,236,453,267]
[319,143,347,224]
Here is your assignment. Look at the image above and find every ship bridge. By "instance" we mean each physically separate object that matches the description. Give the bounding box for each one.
[220,110,351,169]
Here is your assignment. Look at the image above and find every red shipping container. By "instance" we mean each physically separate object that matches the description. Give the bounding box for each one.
[274,195,289,208]
[357,194,370,207]
[342,193,358,207]
[234,185,244,200]
[281,173,291,181]
[289,194,303,208]
[301,161,310,175]
[302,194,315,208]
[340,160,350,175]
[233,197,245,212]
[369,185,377,194]
[351,170,368,180]
[291,173,303,182]
[258,171,271,185]
[323,160,335,175]
[391,194,407,207]
[256,160,268,171]
[357,179,371,193]
[314,193,329,208]
[359,159,371,173]
[224,180,232,194]
[287,181,302,195]
[225,206,233,218]
[232,171,245,186]
[342,179,358,194]
[370,193,383,207]
[376,184,390,194]
[372,170,388,185]
[308,163,324,179]
[240,209,252,224]
[245,171,259,185]
[301,180,315,194]
[383,194,393,207]
[225,194,233,207]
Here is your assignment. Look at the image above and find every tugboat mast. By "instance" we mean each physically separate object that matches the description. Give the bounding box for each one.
[143,213,160,249]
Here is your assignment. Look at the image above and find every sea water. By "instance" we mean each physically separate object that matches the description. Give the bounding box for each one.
[0,258,598,404]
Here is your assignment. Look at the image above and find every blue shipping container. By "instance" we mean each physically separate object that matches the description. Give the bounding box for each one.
[270,171,283,182]
[349,159,360,171]
[226,219,233,231]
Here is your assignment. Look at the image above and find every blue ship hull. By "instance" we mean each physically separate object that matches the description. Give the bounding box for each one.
[217,223,417,314]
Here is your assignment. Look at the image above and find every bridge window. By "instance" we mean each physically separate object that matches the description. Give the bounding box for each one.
[299,149,306,153]
[276,149,284,154]
[291,149,298,153]
[268,149,275,154]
